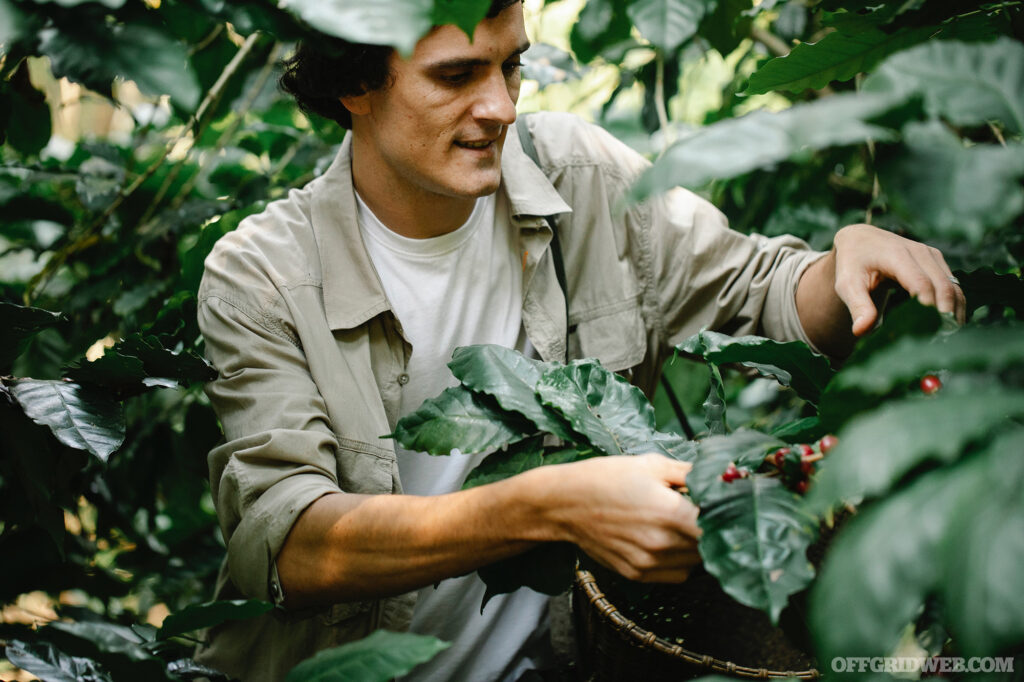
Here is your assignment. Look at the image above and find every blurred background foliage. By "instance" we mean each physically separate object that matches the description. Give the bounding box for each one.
[1,0,1022,678]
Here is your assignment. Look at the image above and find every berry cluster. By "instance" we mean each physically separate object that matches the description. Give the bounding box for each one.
[719,435,839,493]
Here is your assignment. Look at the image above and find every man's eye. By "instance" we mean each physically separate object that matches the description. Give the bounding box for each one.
[503,60,522,75]
[440,72,471,85]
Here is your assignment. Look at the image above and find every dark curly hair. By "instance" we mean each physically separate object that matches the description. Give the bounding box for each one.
[280,0,523,129]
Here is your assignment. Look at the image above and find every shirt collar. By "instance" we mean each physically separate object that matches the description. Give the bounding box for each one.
[311,124,572,331]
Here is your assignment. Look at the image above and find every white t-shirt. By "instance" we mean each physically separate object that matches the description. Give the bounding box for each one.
[357,191,554,682]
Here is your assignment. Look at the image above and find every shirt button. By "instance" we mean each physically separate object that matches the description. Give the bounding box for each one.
[397,373,410,385]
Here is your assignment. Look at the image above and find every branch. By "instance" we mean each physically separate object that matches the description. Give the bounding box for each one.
[750,26,791,58]
[25,32,262,304]
[654,49,673,153]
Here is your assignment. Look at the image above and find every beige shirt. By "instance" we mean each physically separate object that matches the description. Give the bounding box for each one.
[195,111,824,680]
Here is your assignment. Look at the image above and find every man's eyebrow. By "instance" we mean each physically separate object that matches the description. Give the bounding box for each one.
[426,41,532,71]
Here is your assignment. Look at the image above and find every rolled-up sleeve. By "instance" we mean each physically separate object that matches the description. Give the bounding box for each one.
[198,292,342,603]
[647,186,827,349]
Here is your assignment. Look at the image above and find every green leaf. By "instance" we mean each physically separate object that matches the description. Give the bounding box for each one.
[4,61,53,157]
[392,385,533,455]
[745,25,933,95]
[570,0,633,64]
[431,0,492,39]
[959,268,1024,318]
[448,345,573,440]
[7,379,125,461]
[157,599,273,640]
[806,385,1024,515]
[284,0,433,55]
[5,639,112,682]
[64,333,216,393]
[284,630,449,682]
[0,301,64,372]
[878,122,1024,243]
[462,438,587,490]
[677,330,834,405]
[535,359,659,455]
[830,324,1024,397]
[626,0,707,53]
[479,542,577,608]
[180,205,259,296]
[629,91,899,200]
[702,363,727,436]
[39,23,200,110]
[45,621,172,681]
[942,430,1024,657]
[698,475,817,624]
[863,37,1024,134]
[686,429,785,505]
[809,446,992,661]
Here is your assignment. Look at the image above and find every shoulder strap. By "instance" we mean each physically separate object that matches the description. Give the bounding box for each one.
[516,115,571,360]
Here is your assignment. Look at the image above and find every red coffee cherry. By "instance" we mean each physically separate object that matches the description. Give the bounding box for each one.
[920,375,942,394]
[818,434,839,454]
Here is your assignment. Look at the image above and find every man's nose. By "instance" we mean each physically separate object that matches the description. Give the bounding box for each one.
[472,70,518,125]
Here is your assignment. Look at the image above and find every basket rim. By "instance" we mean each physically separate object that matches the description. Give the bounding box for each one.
[574,567,820,680]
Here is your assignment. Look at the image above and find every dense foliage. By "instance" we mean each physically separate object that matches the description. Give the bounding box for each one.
[1,0,1022,678]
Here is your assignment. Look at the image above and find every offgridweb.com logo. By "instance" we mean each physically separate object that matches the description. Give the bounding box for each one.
[831,657,1016,674]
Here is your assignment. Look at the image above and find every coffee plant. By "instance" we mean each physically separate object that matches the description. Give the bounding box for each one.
[2,0,1022,678]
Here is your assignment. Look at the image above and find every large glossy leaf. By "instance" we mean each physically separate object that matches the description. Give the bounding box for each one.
[678,331,834,405]
[629,91,899,200]
[157,599,273,640]
[809,448,991,662]
[0,301,64,372]
[64,333,216,393]
[462,439,585,489]
[285,0,433,55]
[44,621,173,681]
[8,379,125,461]
[830,324,1024,396]
[942,430,1024,657]
[745,25,933,95]
[479,542,577,608]
[535,359,658,455]
[5,640,112,682]
[686,429,785,505]
[284,630,449,682]
[392,386,533,455]
[4,62,53,157]
[702,363,727,436]
[698,475,817,624]
[878,122,1024,242]
[863,37,1024,134]
[448,345,573,440]
[39,23,200,110]
[626,0,706,53]
[806,385,1024,515]
[431,0,492,39]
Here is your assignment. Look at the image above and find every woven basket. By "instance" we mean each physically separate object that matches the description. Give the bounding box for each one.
[572,566,820,681]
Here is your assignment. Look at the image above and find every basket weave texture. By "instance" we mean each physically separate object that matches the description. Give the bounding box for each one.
[573,567,820,681]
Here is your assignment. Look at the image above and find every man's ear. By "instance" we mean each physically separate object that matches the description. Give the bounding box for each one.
[340,93,370,117]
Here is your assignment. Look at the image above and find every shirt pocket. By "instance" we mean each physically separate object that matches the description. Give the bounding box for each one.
[335,437,395,495]
[570,299,646,372]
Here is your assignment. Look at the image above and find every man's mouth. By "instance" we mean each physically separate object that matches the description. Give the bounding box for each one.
[455,139,494,149]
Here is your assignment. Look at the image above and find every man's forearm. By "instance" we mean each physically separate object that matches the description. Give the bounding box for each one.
[276,470,548,608]
[275,454,701,609]
[795,248,856,358]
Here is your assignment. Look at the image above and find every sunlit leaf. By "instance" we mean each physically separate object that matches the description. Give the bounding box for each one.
[284,630,449,682]
[448,345,573,440]
[157,599,273,640]
[284,0,433,55]
[8,379,125,461]
[392,386,533,455]
[627,0,707,53]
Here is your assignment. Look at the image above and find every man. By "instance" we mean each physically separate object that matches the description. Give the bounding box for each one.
[195,1,965,679]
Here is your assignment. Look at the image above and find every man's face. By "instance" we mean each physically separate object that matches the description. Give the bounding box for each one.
[345,4,529,207]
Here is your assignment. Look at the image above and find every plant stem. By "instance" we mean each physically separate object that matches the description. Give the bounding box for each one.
[24,32,262,304]
[654,49,673,153]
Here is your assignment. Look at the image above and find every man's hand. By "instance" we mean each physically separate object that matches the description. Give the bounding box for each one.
[530,454,701,583]
[797,224,967,357]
